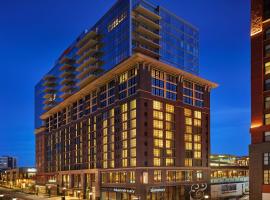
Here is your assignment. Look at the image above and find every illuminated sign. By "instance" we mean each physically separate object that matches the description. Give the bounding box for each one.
[150,188,165,193]
[102,187,135,194]
[113,188,135,194]
[108,12,127,32]
[27,168,37,173]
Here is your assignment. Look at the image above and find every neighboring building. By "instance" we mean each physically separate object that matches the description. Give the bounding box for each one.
[35,0,217,200]
[210,155,249,200]
[0,167,36,190]
[250,0,270,199]
[0,156,17,170]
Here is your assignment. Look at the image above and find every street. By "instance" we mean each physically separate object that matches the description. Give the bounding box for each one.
[0,187,78,200]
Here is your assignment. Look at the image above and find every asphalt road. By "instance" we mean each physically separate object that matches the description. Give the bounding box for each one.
[0,187,55,200]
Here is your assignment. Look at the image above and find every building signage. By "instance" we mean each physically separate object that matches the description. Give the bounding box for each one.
[48,179,57,183]
[150,187,166,193]
[27,168,37,173]
[102,187,135,194]
[189,183,208,200]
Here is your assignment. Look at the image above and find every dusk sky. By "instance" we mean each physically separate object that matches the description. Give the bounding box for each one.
[0,0,250,166]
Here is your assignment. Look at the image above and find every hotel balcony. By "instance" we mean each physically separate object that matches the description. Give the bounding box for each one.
[134,4,161,21]
[59,62,75,71]
[77,39,98,56]
[77,57,98,72]
[76,65,99,80]
[43,87,57,94]
[59,54,73,64]
[60,92,74,99]
[60,70,76,79]
[77,68,103,88]
[134,34,160,49]
[43,74,56,81]
[133,45,160,59]
[60,78,76,86]
[43,103,56,111]
[77,48,99,64]
[60,84,76,93]
[43,92,56,99]
[76,30,98,48]
[135,25,161,40]
[43,98,56,105]
[133,14,161,31]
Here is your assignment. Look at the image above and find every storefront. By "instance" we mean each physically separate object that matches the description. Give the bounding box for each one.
[101,187,139,200]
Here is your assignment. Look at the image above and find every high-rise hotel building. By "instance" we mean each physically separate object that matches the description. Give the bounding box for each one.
[35,0,217,199]
[250,0,270,199]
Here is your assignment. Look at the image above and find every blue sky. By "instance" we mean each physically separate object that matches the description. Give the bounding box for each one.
[0,0,250,166]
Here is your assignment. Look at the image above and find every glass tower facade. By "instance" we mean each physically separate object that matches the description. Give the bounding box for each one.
[35,0,199,129]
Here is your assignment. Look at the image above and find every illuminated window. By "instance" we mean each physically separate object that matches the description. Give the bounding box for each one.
[129,171,135,183]
[154,158,161,166]
[122,159,127,167]
[265,62,270,75]
[165,158,174,166]
[264,170,270,184]
[186,126,192,134]
[119,72,128,83]
[194,119,201,127]
[194,151,201,159]
[154,139,163,148]
[153,148,161,157]
[194,111,202,119]
[194,143,201,150]
[194,135,201,142]
[166,113,173,121]
[184,134,192,142]
[184,108,192,116]
[122,103,128,112]
[185,142,192,150]
[166,131,173,139]
[154,130,163,139]
[185,118,192,125]
[142,172,148,184]
[166,104,174,113]
[130,119,136,129]
[185,159,193,167]
[196,171,203,180]
[130,138,136,148]
[122,131,128,140]
[153,111,163,120]
[153,100,163,110]
[130,158,136,167]
[166,140,172,148]
[154,120,163,129]
[154,170,162,182]
[166,122,173,130]
[130,100,136,110]
[130,110,136,119]
[265,114,270,125]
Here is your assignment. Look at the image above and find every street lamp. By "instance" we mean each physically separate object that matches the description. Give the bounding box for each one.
[204,195,210,199]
